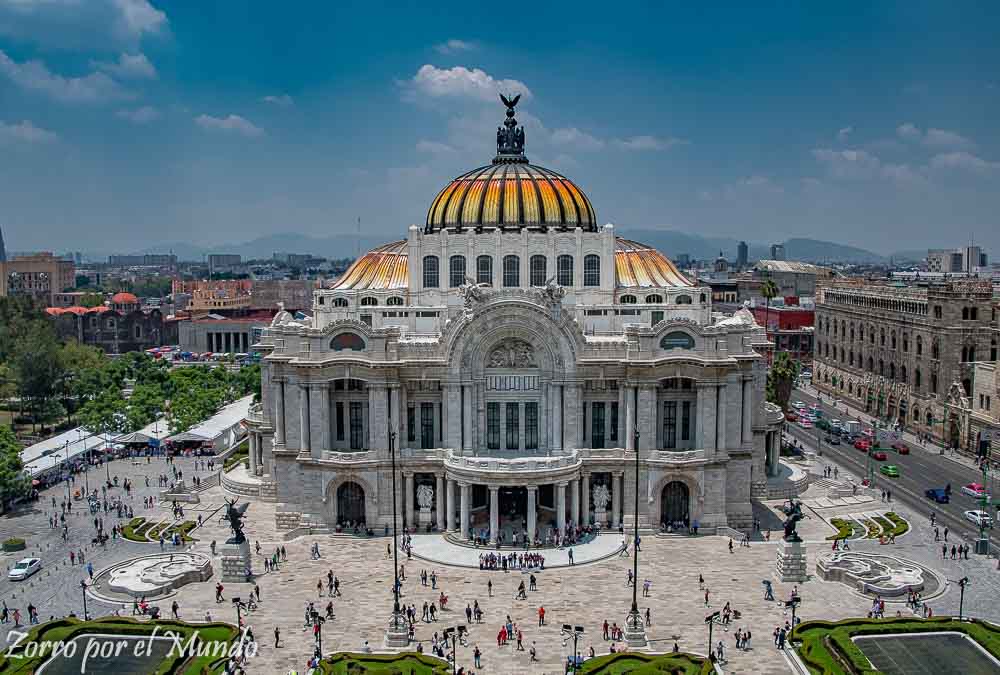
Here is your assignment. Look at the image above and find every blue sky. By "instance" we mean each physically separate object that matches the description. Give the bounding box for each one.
[1,1,999,256]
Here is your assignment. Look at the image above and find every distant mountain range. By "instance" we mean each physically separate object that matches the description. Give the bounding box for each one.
[88,229,909,265]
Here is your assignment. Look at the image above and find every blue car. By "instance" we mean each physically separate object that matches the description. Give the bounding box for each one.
[925,488,949,504]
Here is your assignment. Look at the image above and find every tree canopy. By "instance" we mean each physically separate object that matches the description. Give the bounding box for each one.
[767,350,800,411]
[0,425,28,511]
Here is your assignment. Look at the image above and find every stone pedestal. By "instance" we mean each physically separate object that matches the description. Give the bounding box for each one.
[417,506,432,528]
[776,539,808,582]
[623,614,647,648]
[384,615,410,648]
[594,510,608,529]
[219,540,251,583]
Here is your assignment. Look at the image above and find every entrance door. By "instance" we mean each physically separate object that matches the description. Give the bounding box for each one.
[661,481,690,527]
[336,482,366,525]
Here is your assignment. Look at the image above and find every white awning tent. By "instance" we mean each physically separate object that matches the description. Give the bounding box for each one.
[21,427,106,478]
[165,395,252,454]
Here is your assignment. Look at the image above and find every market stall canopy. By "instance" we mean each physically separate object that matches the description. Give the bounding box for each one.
[113,431,155,444]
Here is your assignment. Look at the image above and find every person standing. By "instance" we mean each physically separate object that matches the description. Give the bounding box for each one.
[538,606,545,626]
[274,627,281,648]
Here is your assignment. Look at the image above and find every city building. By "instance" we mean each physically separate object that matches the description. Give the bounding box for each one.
[926,246,988,274]
[176,312,272,354]
[752,259,832,298]
[173,279,253,314]
[813,278,998,453]
[108,253,178,267]
[208,254,242,275]
[0,225,6,262]
[243,99,782,537]
[769,243,786,261]
[45,303,171,354]
[750,302,814,366]
[0,252,76,305]
[737,241,748,269]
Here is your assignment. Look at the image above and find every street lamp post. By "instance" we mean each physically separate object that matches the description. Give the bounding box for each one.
[64,441,72,503]
[623,425,646,647]
[232,597,244,628]
[786,596,801,629]
[561,624,585,672]
[80,580,89,620]
[957,577,969,620]
[385,430,408,646]
[705,611,719,661]
[443,625,466,675]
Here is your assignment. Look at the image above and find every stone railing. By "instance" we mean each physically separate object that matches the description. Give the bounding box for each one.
[245,403,265,425]
[445,449,580,474]
[764,401,785,426]
[652,448,707,463]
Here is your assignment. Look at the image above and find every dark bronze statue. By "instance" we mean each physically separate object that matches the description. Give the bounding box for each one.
[223,497,250,544]
[495,93,526,158]
[782,500,804,543]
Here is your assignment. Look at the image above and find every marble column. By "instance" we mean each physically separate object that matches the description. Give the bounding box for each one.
[462,384,474,451]
[556,482,566,535]
[696,383,713,450]
[489,486,499,543]
[581,473,590,525]
[274,381,286,446]
[446,479,456,531]
[570,478,580,525]
[552,384,563,451]
[612,472,622,529]
[248,433,258,474]
[625,386,636,451]
[527,486,537,540]
[716,382,727,454]
[436,474,445,530]
[460,483,470,539]
[299,383,311,454]
[637,386,655,451]
[741,377,752,445]
[311,383,328,458]
[404,473,415,529]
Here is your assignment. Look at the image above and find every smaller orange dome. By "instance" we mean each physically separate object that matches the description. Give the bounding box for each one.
[111,292,139,304]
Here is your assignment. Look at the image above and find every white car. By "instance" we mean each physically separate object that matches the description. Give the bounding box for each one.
[964,510,994,528]
[793,402,806,410]
[8,558,42,581]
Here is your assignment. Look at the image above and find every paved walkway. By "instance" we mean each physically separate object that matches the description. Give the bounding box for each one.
[407,533,624,569]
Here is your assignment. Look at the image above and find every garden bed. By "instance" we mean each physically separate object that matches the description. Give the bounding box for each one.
[319,652,451,674]
[578,651,712,674]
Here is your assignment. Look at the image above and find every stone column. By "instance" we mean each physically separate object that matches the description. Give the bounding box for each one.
[564,384,582,450]
[716,382,727,454]
[299,383,311,454]
[462,384,474,451]
[459,483,470,538]
[390,384,402,449]
[696,383,713,450]
[570,478,580,525]
[637,386,656,451]
[625,385,636,451]
[527,486,537,540]
[446,479,456,531]
[404,473,415,529]
[445,384,461,450]
[556,482,566,535]
[369,384,388,450]
[612,472,622,529]
[311,383,328,458]
[248,433,258,474]
[489,485,499,543]
[436,474,445,530]
[274,381,286,446]
[741,377,753,446]
[581,473,590,525]
[552,384,563,451]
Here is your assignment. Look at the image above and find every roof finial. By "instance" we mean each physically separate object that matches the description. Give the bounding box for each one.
[494,93,527,164]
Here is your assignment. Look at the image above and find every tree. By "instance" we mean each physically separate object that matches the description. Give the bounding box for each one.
[75,274,91,288]
[0,425,28,513]
[79,389,126,441]
[79,293,105,308]
[760,278,779,340]
[12,321,65,432]
[767,351,800,411]
[125,383,165,432]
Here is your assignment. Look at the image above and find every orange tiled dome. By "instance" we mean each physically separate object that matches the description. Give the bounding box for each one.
[111,292,139,305]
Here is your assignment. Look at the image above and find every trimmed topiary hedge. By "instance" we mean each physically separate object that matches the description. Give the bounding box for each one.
[2,538,26,552]
[319,652,451,674]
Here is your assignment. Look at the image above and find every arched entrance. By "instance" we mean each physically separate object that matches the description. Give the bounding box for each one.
[336,482,366,526]
[660,481,690,528]
[949,420,960,450]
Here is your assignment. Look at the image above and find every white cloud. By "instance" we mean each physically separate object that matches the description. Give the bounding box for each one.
[612,135,684,151]
[195,114,263,137]
[813,147,928,186]
[91,52,156,79]
[261,94,294,106]
[0,119,57,144]
[897,122,973,150]
[415,139,456,154]
[550,127,604,151]
[116,105,159,124]
[434,39,476,54]
[837,126,853,142]
[930,151,1000,173]
[0,49,131,103]
[0,0,167,49]
[407,64,532,102]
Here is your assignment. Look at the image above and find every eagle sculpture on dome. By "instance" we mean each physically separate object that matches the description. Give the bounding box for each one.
[500,93,520,110]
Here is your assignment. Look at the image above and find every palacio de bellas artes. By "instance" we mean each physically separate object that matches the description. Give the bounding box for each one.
[244,96,784,542]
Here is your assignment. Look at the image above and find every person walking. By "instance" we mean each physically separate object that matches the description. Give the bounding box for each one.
[274,627,281,648]
[538,606,545,626]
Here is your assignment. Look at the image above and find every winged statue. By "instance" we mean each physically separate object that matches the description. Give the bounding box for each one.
[500,93,521,109]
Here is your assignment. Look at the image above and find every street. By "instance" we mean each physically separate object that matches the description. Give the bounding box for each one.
[787,387,996,553]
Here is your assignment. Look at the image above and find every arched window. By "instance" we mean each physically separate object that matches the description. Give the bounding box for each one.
[529,255,547,286]
[449,255,466,288]
[850,324,855,342]
[971,307,977,320]
[926,411,933,426]
[330,332,365,351]
[840,347,845,362]
[902,333,908,352]
[867,356,874,372]
[423,255,439,288]
[870,325,875,344]
[880,328,885,346]
[660,331,695,350]
[915,369,921,388]
[932,340,939,359]
[360,296,378,306]
[849,350,854,366]
[991,339,997,361]
[386,296,404,306]
[476,255,493,285]
[645,294,663,304]
[502,255,520,287]
[620,294,637,304]
[890,331,896,349]
[967,346,976,362]
[859,325,864,341]
[557,254,573,286]
[676,295,693,305]
[962,307,969,320]
[333,297,348,308]
[913,407,920,421]
[931,372,938,393]
[879,359,884,376]
[583,254,600,286]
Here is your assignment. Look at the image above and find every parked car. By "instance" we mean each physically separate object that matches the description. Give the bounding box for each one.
[872,451,888,461]
[798,420,813,429]
[785,411,799,422]
[891,442,910,455]
[880,464,900,478]
[7,558,42,581]
[854,439,870,451]
[925,488,949,504]
[962,483,992,500]
[964,510,993,528]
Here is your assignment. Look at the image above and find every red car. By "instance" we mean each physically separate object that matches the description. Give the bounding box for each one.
[891,442,910,455]
[785,411,798,422]
[854,439,870,451]
[872,451,888,461]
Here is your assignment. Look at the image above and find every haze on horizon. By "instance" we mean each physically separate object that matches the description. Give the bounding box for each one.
[1,2,998,255]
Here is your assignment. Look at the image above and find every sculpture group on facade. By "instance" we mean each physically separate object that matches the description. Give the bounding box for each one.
[487,338,537,369]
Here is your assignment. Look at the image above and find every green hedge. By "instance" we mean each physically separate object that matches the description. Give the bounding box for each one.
[578,652,712,674]
[0,616,239,675]
[122,517,148,542]
[2,538,26,552]
[791,617,1000,675]
[884,512,909,537]
[826,518,855,541]
[320,652,451,674]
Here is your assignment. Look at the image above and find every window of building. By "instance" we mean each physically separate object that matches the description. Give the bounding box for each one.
[557,254,573,286]
[676,295,693,305]
[926,410,933,426]
[505,402,519,450]
[902,333,909,352]
[134,325,141,339]
[934,305,942,319]
[349,401,364,450]
[663,401,677,449]
[423,255,439,288]
[386,296,404,306]
[880,329,885,346]
[335,402,345,441]
[681,401,692,441]
[610,401,619,443]
[503,255,520,287]
[107,318,116,329]
[529,255,547,286]
[645,294,663,304]
[318,296,325,305]
[449,255,466,288]
[591,402,605,449]
[420,402,434,449]
[932,340,940,359]
[891,331,897,349]
[651,310,664,326]
[931,372,938,393]
[915,369,921,388]
[333,297,348,308]
[360,296,378,306]
[583,254,600,286]
[962,307,969,320]
[477,255,493,285]
[661,331,695,350]
[525,402,538,449]
[699,293,707,302]
[992,339,997,361]
[620,294,637,304]
[330,333,365,351]
[487,402,500,450]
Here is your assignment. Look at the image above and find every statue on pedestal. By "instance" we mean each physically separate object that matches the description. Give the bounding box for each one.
[223,497,250,544]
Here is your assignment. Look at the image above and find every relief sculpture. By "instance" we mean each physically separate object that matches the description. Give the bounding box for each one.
[486,338,537,368]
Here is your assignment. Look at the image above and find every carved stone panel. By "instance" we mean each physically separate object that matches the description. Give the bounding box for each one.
[486,338,537,369]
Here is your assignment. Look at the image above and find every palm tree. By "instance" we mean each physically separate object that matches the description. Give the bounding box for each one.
[767,351,800,411]
[760,278,779,350]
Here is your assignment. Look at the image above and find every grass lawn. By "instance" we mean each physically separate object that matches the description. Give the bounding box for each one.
[223,443,249,472]
[884,512,909,537]
[122,517,148,542]
[319,652,451,674]
[791,617,1000,675]
[577,651,712,674]
[826,518,855,540]
[0,617,239,675]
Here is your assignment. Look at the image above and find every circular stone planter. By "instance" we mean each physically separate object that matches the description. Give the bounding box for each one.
[90,552,213,601]
[816,551,945,600]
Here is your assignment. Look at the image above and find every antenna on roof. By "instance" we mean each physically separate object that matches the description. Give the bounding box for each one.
[356,217,361,260]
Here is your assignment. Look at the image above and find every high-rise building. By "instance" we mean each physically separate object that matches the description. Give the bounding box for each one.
[0,252,76,304]
[737,241,748,268]
[770,243,786,261]
[926,246,989,273]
